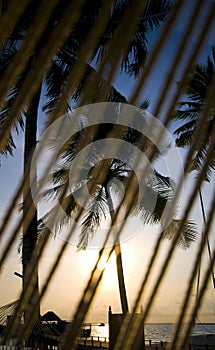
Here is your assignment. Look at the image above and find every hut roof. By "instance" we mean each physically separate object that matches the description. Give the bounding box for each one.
[41,311,62,322]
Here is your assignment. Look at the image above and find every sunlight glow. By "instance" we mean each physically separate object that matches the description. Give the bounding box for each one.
[97,255,108,272]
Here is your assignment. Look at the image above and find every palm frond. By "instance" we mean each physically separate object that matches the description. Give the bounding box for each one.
[39,184,65,201]
[138,98,150,110]
[0,43,26,155]
[173,99,202,122]
[77,188,107,250]
[72,64,127,105]
[152,169,174,191]
[37,219,47,240]
[0,39,37,156]
[0,133,16,156]
[38,192,81,237]
[123,0,172,76]
[135,170,174,224]
[142,0,172,30]
[52,168,70,184]
[94,0,172,76]
[173,46,215,182]
[174,120,195,135]
[175,130,193,148]
[0,87,24,155]
[175,116,215,180]
[192,140,215,182]
[43,49,77,114]
[162,219,198,250]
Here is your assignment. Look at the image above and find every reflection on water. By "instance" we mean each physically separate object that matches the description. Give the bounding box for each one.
[91,323,215,342]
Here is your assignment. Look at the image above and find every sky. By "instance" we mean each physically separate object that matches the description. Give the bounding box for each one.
[1,1,215,325]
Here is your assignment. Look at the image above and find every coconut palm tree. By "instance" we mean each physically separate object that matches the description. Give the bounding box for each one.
[0,0,173,322]
[173,46,215,181]
[39,104,197,314]
[173,47,215,295]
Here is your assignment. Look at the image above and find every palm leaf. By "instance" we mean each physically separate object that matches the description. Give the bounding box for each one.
[38,192,81,237]
[162,219,198,250]
[134,170,174,224]
[94,0,172,76]
[39,184,65,201]
[77,187,107,249]
[142,0,172,30]
[0,45,26,155]
[175,130,193,148]
[0,87,24,155]
[174,120,195,136]
[173,46,215,182]
[138,98,150,110]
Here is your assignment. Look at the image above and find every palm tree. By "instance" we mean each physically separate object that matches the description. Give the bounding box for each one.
[0,29,42,323]
[0,0,173,322]
[173,46,215,181]
[173,47,215,297]
[39,104,197,314]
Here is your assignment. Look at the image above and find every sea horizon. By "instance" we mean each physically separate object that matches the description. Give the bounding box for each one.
[89,322,215,343]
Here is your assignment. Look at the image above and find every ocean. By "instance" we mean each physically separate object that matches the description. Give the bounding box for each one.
[90,323,215,343]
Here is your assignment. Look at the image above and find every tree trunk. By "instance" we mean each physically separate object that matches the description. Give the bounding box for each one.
[23,85,41,324]
[199,189,215,288]
[107,191,129,314]
[114,239,129,314]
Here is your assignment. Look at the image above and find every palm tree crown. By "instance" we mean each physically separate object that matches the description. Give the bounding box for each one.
[0,0,174,321]
[173,47,215,181]
[0,0,172,155]
[38,104,197,314]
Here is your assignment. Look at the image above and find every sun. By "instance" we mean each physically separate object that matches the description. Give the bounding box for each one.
[79,250,118,291]
[79,243,136,292]
[100,255,118,291]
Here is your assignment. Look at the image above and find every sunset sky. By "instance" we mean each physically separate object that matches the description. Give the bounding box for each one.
[1,124,214,324]
[1,1,215,324]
